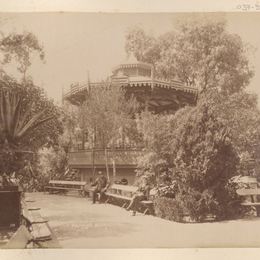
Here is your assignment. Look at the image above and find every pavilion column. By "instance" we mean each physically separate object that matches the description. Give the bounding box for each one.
[151,66,155,90]
[144,97,148,111]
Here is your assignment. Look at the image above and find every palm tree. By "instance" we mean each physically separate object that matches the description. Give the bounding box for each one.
[0,77,59,178]
[0,85,54,148]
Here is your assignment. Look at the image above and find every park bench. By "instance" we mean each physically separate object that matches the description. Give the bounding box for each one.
[82,184,96,198]
[20,200,61,248]
[22,202,51,241]
[3,202,55,248]
[106,184,138,207]
[45,180,87,196]
[237,187,260,216]
[105,184,156,215]
[2,225,33,249]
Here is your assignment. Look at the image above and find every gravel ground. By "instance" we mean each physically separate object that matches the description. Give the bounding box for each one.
[25,192,260,248]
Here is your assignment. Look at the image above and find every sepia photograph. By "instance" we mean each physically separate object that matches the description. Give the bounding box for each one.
[1,3,260,252]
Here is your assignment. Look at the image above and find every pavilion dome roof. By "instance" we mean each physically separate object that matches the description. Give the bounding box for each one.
[112,53,153,75]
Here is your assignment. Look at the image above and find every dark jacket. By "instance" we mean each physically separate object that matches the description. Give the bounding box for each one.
[92,175,108,190]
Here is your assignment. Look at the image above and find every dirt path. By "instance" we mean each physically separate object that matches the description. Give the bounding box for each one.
[26,192,260,248]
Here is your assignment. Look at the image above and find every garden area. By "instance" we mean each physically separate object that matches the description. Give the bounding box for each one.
[23,192,260,248]
[1,14,260,248]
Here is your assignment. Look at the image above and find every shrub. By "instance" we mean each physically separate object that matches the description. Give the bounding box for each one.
[154,180,244,222]
[154,197,185,222]
[168,101,242,221]
[143,98,242,221]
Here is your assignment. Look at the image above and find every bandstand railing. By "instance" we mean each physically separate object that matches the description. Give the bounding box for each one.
[68,147,144,168]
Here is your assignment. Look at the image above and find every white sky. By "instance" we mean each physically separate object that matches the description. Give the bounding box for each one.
[0,12,260,104]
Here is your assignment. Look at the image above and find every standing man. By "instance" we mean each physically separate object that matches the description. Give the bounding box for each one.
[91,171,109,204]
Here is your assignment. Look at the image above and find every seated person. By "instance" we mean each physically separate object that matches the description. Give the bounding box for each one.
[91,171,109,204]
[126,176,150,216]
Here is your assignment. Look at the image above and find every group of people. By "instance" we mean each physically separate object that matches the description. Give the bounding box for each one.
[90,171,151,216]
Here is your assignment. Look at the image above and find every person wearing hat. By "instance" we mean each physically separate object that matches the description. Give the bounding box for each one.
[91,171,109,204]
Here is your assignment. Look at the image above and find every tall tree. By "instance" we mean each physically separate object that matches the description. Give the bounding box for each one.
[204,90,260,156]
[0,31,61,177]
[79,83,138,179]
[125,19,253,95]
[0,32,44,80]
[135,110,172,184]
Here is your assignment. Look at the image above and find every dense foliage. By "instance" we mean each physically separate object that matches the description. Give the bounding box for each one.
[207,91,260,158]
[0,31,62,184]
[171,101,240,221]
[77,83,139,179]
[136,87,260,220]
[127,18,259,221]
[0,76,62,174]
[137,99,242,221]
[126,19,253,95]
[80,83,139,149]
[36,104,79,183]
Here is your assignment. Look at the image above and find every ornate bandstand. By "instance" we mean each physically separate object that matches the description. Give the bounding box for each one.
[63,55,198,184]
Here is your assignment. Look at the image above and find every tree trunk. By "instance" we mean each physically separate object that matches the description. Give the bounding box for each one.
[105,148,110,181]
[112,158,116,184]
